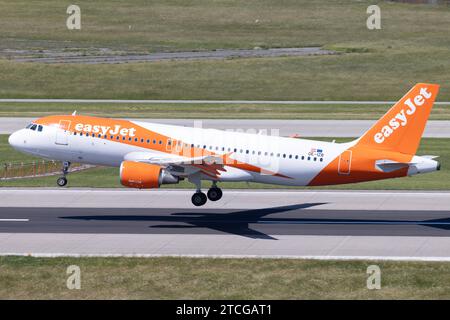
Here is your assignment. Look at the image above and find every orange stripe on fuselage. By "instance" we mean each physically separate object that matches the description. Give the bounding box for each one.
[308,145,412,186]
[34,115,292,179]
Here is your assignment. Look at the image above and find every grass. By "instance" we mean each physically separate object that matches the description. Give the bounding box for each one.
[1,53,450,101]
[0,256,449,299]
[1,135,449,190]
[1,102,450,120]
[0,0,447,54]
[0,0,449,104]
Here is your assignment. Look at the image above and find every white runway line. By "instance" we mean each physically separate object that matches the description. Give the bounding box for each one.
[1,253,450,262]
[0,219,29,222]
[1,99,450,105]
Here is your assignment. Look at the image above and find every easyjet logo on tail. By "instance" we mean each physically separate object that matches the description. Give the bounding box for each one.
[374,87,432,144]
[74,123,137,137]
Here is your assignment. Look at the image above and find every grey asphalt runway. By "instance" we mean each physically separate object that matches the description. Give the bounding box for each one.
[1,189,450,260]
[2,118,450,137]
[1,206,450,238]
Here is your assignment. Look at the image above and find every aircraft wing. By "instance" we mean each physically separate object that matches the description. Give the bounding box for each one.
[124,151,229,178]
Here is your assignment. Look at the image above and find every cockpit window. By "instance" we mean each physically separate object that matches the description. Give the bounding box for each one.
[25,124,32,129]
[30,124,37,131]
[37,125,43,132]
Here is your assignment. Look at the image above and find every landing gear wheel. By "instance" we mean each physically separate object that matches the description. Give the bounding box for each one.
[192,192,207,206]
[57,177,67,187]
[207,187,223,201]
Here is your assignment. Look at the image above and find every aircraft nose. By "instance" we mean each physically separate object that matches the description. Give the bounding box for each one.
[8,131,21,149]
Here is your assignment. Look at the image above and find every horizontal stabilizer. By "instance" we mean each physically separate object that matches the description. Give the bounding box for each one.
[421,155,439,160]
[375,159,411,173]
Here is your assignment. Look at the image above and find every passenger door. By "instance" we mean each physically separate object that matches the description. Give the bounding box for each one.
[55,120,71,145]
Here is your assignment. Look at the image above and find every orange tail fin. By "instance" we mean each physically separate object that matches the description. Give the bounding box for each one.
[356,83,440,155]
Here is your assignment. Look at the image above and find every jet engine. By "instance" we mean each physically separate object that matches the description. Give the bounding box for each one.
[120,161,179,189]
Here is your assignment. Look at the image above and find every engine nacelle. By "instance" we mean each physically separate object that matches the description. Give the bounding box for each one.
[120,161,179,189]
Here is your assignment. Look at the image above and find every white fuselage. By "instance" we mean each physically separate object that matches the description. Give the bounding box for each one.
[9,119,352,186]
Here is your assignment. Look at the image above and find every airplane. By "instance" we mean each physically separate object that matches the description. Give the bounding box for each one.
[8,83,441,206]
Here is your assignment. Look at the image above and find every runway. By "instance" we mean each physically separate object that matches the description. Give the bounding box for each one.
[2,118,450,137]
[0,189,450,260]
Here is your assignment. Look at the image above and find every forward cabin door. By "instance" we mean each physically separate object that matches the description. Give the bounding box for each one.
[338,150,352,175]
[55,120,71,146]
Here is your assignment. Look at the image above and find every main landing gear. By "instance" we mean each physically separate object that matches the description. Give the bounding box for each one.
[189,175,223,206]
[57,161,70,187]
[207,186,223,202]
[191,192,207,206]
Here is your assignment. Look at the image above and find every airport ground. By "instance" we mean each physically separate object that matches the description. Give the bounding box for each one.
[2,102,450,120]
[1,256,450,299]
[1,189,450,299]
[0,1,449,103]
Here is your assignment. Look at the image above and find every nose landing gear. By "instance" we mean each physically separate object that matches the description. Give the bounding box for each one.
[57,161,70,187]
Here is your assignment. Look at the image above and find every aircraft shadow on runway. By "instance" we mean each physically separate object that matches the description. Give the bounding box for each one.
[61,203,450,240]
[62,203,326,240]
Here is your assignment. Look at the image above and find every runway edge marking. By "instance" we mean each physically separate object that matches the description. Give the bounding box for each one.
[1,253,450,262]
